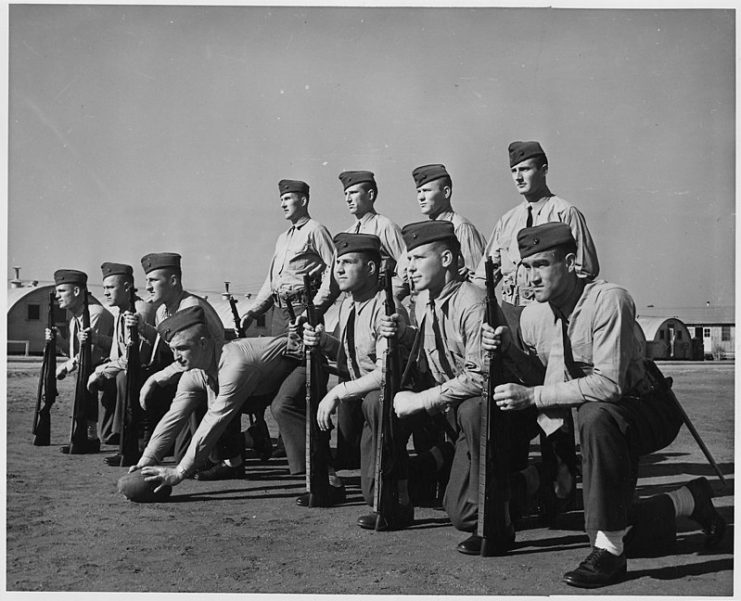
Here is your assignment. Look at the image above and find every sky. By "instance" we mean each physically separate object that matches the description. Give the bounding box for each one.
[6,3,735,311]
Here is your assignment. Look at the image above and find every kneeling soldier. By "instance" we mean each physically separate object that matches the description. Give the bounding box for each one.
[482,223,725,588]
[132,306,296,487]
[303,233,413,528]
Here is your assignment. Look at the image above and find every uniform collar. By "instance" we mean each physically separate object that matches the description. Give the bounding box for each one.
[292,215,311,229]
[354,211,377,227]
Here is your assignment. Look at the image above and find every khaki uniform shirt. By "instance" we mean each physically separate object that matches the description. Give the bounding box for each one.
[474,195,600,305]
[62,300,114,373]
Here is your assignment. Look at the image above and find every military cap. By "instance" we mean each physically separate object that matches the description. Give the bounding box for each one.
[508,141,547,168]
[333,232,382,257]
[54,269,87,286]
[517,222,575,259]
[100,262,133,278]
[412,164,451,188]
[338,170,376,190]
[156,306,206,343]
[278,179,310,196]
[141,252,182,274]
[402,220,457,252]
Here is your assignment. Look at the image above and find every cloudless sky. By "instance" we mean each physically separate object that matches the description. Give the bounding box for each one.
[7,4,735,310]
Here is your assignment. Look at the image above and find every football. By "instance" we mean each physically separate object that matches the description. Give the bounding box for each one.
[117,471,173,503]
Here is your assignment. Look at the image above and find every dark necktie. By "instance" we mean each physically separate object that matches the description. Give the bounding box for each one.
[558,313,585,380]
[526,204,534,228]
[427,299,456,380]
[354,221,361,234]
[345,305,362,379]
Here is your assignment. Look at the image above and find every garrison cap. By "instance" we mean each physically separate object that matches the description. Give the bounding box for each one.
[278,179,310,196]
[402,220,457,252]
[141,252,182,274]
[333,233,382,257]
[156,306,206,343]
[100,262,133,278]
[508,141,547,168]
[54,269,87,286]
[517,223,575,259]
[338,170,376,190]
[412,164,451,188]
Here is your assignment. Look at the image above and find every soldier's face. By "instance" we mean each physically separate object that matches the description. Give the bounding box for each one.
[406,243,448,292]
[280,192,305,221]
[520,250,571,303]
[333,253,370,292]
[102,276,129,308]
[416,180,449,216]
[55,284,81,311]
[169,330,209,371]
[344,184,374,217]
[511,158,547,197]
[146,270,176,304]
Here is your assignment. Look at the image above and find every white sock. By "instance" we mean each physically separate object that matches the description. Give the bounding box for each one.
[593,529,626,556]
[223,455,243,468]
[666,487,695,518]
[87,422,98,440]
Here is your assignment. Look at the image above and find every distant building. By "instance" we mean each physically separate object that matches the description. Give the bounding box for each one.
[635,317,693,360]
[638,305,735,360]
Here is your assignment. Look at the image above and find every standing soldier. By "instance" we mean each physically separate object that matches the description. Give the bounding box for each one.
[47,269,114,453]
[411,164,486,279]
[304,233,414,524]
[238,179,335,476]
[473,140,599,335]
[85,262,156,465]
[239,179,335,335]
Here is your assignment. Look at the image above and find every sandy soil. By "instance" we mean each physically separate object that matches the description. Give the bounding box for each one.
[5,360,734,596]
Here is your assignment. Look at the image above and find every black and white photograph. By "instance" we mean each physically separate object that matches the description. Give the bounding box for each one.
[4,1,735,597]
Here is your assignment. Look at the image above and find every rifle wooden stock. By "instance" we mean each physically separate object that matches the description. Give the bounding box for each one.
[373,265,403,529]
[119,288,142,466]
[33,291,58,446]
[68,290,95,452]
[477,256,513,556]
[303,274,331,506]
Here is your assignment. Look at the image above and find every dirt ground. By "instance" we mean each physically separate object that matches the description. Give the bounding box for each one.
[5,359,735,597]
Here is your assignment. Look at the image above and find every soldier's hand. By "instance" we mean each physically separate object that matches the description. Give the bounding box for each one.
[393,390,424,418]
[302,323,324,348]
[128,456,157,473]
[55,364,68,380]
[493,383,534,411]
[317,390,340,431]
[123,311,140,330]
[481,324,511,354]
[86,372,103,393]
[458,265,473,281]
[77,327,96,345]
[139,375,158,410]
[379,313,405,339]
[240,311,255,332]
[44,327,56,342]
[141,466,184,492]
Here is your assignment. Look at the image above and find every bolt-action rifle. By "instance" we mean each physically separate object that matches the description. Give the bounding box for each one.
[68,290,95,453]
[33,291,58,446]
[303,274,332,506]
[119,287,143,466]
[477,256,514,555]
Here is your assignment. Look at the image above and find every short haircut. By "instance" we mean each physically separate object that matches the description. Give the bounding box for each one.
[358,181,378,197]
[551,239,577,261]
[361,250,382,270]
[433,237,461,262]
[533,154,548,169]
[437,175,452,190]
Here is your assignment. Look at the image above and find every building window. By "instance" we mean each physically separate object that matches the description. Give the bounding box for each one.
[721,326,731,341]
[676,331,682,340]
[704,328,711,338]
[659,330,665,340]
[256,314,266,328]
[694,327,703,338]
[27,304,40,320]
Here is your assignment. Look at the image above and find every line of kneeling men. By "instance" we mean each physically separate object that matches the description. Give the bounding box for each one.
[47,220,726,590]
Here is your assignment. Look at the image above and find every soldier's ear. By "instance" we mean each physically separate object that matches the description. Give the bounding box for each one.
[367,260,378,276]
[564,252,577,272]
[440,248,455,268]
